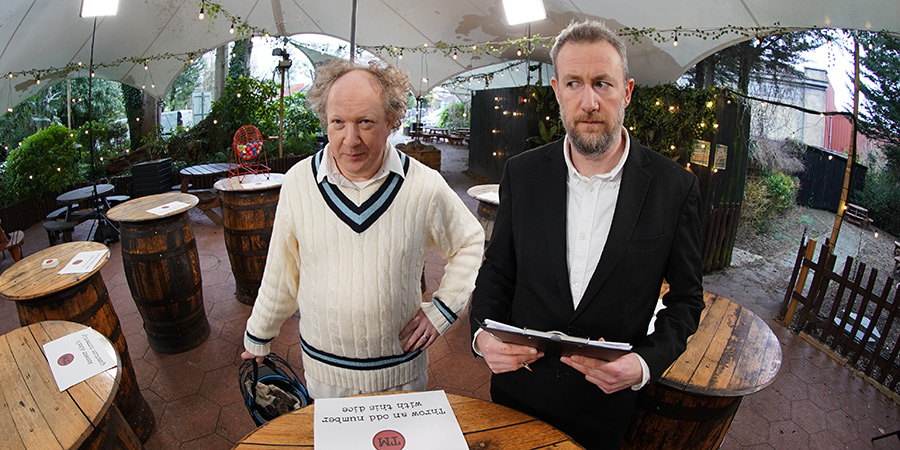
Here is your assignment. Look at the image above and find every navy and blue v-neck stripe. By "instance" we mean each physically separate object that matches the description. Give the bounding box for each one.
[312,149,410,233]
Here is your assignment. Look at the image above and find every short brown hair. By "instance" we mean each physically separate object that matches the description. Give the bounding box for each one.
[550,20,629,81]
[306,59,411,131]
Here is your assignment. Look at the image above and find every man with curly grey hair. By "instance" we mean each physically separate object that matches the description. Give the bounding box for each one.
[242,59,484,399]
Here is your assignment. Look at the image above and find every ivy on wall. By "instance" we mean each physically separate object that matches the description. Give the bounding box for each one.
[626,85,723,161]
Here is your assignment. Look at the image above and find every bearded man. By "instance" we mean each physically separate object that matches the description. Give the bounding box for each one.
[469,20,705,449]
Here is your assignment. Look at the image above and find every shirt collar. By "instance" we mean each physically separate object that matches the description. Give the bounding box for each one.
[563,127,630,183]
[316,140,406,188]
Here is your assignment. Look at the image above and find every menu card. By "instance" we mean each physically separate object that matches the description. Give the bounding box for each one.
[147,200,191,216]
[58,250,109,275]
[42,327,118,391]
[314,390,467,449]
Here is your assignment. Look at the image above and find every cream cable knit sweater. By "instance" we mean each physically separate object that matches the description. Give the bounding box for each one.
[244,148,484,392]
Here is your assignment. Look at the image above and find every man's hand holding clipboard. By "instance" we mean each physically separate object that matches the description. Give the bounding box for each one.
[480,319,632,362]
[476,319,644,394]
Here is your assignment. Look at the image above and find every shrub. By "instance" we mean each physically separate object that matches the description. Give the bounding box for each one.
[3,125,81,202]
[437,102,469,129]
[853,168,900,235]
[740,170,799,232]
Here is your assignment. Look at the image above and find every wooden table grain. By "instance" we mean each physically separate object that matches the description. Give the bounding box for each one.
[623,291,782,449]
[0,320,139,449]
[235,393,582,449]
[0,241,108,301]
[107,192,199,223]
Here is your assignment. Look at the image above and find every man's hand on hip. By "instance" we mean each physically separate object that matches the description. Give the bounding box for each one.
[475,331,544,373]
[400,309,439,352]
[561,353,643,394]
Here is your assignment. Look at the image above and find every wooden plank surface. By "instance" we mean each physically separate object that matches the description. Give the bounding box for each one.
[0,241,109,301]
[0,321,119,449]
[234,393,580,448]
[661,292,782,396]
[106,192,198,223]
[214,173,284,192]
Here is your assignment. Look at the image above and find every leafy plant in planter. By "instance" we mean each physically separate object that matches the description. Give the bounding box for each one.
[625,85,720,160]
[3,125,81,202]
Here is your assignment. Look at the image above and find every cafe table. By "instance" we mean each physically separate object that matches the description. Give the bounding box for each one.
[56,183,115,221]
[178,162,235,192]
[622,290,782,449]
[466,184,499,247]
[213,173,284,305]
[0,241,155,442]
[0,320,141,449]
[235,393,582,448]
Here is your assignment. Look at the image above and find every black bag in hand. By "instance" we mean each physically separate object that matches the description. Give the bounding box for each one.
[239,353,312,426]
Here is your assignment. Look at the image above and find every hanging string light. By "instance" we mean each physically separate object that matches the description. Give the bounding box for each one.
[198,2,205,20]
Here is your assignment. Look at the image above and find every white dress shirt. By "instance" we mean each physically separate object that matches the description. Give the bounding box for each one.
[316,141,406,190]
[562,130,650,390]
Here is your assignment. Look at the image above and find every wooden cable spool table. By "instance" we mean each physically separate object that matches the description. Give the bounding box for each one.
[107,192,210,354]
[235,393,582,449]
[0,241,154,442]
[622,291,782,449]
[214,173,284,305]
[0,320,141,449]
[466,184,499,247]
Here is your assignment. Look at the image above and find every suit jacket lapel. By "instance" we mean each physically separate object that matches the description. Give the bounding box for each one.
[538,141,574,310]
[574,141,652,318]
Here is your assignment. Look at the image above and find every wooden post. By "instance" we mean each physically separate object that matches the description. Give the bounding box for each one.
[784,238,818,326]
[828,34,861,252]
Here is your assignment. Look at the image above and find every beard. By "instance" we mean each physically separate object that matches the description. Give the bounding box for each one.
[562,106,625,161]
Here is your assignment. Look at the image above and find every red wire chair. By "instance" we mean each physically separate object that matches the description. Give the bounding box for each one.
[229,125,271,180]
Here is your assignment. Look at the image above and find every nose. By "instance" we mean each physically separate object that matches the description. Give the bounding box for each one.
[345,123,362,146]
[579,87,600,112]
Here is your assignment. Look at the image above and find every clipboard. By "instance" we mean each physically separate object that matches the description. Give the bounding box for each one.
[481,318,632,361]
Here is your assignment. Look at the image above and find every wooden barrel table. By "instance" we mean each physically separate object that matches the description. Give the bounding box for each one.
[466,184,499,247]
[235,393,581,448]
[622,291,782,449]
[214,173,284,305]
[0,320,142,449]
[107,192,210,354]
[0,241,154,442]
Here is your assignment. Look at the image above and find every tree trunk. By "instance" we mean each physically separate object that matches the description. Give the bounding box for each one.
[214,45,226,102]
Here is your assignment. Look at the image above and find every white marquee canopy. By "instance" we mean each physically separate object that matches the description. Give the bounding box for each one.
[0,0,897,115]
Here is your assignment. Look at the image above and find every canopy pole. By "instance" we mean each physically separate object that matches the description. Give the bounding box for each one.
[828,33,861,252]
[525,23,532,86]
[349,0,358,62]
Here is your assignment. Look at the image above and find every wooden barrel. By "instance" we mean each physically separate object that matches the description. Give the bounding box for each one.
[215,174,284,305]
[118,210,209,354]
[466,184,499,246]
[622,291,782,449]
[0,321,143,449]
[0,242,155,442]
[622,383,740,448]
[108,193,209,354]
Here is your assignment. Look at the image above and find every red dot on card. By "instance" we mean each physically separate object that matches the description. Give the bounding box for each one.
[72,259,83,265]
[162,205,170,209]
[58,353,75,366]
[372,430,405,450]
[45,259,52,264]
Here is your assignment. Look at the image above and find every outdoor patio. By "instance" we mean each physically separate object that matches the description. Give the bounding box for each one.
[0,140,898,449]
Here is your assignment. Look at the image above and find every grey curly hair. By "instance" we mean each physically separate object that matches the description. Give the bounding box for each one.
[306,59,411,131]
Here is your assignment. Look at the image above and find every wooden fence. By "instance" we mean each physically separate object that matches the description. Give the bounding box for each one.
[702,203,741,272]
[780,238,900,395]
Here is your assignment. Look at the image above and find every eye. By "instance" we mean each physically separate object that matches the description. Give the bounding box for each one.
[566,81,581,89]
[595,81,611,89]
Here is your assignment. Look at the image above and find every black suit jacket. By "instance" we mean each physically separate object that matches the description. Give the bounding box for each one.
[469,137,705,449]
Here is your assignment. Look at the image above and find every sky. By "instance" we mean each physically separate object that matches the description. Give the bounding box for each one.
[798,38,860,112]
